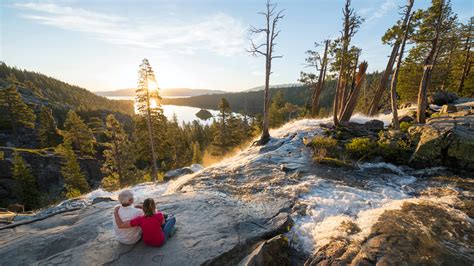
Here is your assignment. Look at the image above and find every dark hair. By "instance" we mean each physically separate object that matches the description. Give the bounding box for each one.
[143,198,156,217]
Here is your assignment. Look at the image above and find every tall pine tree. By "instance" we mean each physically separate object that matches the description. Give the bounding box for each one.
[12,152,41,210]
[37,106,61,148]
[56,141,90,198]
[101,114,137,191]
[62,110,95,156]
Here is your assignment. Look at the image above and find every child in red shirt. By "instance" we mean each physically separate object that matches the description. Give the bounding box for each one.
[114,198,176,247]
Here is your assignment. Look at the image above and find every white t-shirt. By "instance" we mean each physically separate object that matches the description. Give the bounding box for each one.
[113,205,144,245]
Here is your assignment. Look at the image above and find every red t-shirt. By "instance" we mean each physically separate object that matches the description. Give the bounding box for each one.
[130,212,165,246]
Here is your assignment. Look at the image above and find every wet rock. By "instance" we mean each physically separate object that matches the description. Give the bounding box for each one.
[399,115,414,123]
[91,197,115,205]
[280,163,300,172]
[239,234,290,266]
[305,238,350,266]
[429,91,458,106]
[164,164,203,180]
[351,202,473,265]
[440,104,457,114]
[399,102,415,109]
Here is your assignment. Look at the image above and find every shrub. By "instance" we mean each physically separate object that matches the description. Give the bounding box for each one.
[311,136,338,159]
[399,121,413,132]
[345,137,375,158]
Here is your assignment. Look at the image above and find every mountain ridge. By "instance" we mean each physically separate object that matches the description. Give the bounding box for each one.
[96,88,228,97]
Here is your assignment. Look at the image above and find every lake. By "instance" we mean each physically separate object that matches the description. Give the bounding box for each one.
[106,96,220,125]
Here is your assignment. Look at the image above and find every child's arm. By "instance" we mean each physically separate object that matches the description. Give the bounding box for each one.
[114,206,132,228]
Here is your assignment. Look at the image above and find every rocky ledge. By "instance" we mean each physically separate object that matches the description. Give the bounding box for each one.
[0,191,292,265]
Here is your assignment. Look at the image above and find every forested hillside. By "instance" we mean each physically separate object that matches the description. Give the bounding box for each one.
[0,63,134,115]
[162,72,387,116]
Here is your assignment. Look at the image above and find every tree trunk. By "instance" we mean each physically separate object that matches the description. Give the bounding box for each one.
[367,0,414,116]
[391,14,413,130]
[416,0,444,124]
[145,78,158,182]
[339,61,368,123]
[259,16,272,145]
[459,21,472,93]
[311,40,330,116]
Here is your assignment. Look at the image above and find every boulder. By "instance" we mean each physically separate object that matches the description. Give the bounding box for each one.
[364,119,384,131]
[399,115,414,123]
[429,91,458,106]
[409,114,474,171]
[164,164,203,180]
[439,104,457,114]
[238,234,290,266]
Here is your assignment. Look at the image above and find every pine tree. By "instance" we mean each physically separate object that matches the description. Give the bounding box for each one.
[135,58,162,181]
[211,98,232,155]
[192,141,202,164]
[269,91,286,128]
[12,152,41,210]
[37,106,61,148]
[101,114,137,191]
[56,141,90,198]
[62,110,95,156]
[87,117,106,143]
[0,75,36,135]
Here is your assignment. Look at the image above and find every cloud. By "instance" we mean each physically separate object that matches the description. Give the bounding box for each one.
[14,2,246,56]
[361,0,397,23]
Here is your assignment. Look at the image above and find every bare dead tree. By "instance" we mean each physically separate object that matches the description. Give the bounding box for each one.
[333,0,363,126]
[459,17,473,93]
[248,0,284,145]
[417,0,445,124]
[339,61,368,123]
[391,13,414,130]
[300,40,331,116]
[367,0,414,116]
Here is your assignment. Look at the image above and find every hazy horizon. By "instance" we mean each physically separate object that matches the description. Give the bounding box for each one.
[2,0,472,93]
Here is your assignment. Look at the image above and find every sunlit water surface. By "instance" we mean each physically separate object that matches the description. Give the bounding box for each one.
[106,96,220,125]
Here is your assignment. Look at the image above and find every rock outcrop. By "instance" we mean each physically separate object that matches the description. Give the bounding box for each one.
[304,188,474,266]
[429,91,459,106]
[0,192,291,265]
[409,112,474,171]
[0,147,103,207]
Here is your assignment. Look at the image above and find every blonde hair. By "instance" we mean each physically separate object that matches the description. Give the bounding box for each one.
[118,190,134,206]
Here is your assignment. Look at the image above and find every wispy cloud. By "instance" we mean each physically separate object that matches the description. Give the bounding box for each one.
[360,0,397,23]
[14,2,247,56]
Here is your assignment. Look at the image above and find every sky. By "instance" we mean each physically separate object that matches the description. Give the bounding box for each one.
[1,0,473,92]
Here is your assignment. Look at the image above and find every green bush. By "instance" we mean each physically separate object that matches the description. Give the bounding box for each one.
[399,121,413,132]
[377,137,413,164]
[311,136,338,159]
[345,137,375,158]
